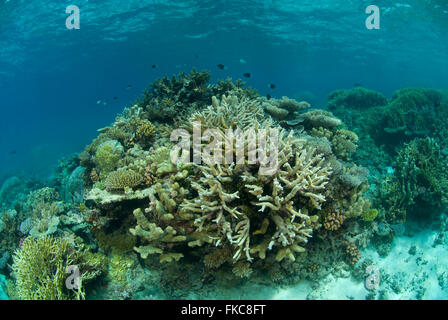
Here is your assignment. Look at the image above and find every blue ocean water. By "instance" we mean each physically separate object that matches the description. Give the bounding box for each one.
[1,0,448,300]
[1,0,447,180]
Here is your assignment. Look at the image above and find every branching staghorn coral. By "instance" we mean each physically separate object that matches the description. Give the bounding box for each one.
[77,76,376,287]
[190,94,270,130]
[124,91,343,269]
[179,129,332,263]
[129,208,186,262]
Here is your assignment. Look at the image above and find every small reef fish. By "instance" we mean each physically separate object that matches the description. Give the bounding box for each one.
[126,84,133,89]
[113,97,118,101]
[217,64,226,70]
[152,64,157,69]
[239,58,247,64]
[8,150,17,155]
[266,94,272,100]
[269,83,276,89]
[243,72,251,78]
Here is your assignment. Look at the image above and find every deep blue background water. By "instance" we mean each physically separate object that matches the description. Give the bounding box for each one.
[1,0,447,182]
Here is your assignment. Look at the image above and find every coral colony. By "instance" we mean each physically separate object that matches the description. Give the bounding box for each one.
[1,70,447,299]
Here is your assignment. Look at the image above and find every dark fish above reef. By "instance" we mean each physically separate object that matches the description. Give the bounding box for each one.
[152,64,157,69]
[217,64,225,70]
[243,72,251,78]
[269,83,276,89]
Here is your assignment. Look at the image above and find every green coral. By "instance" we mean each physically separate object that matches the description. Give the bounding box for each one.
[327,87,387,110]
[139,69,211,121]
[361,208,378,222]
[377,137,448,222]
[96,229,136,254]
[11,236,105,300]
[95,143,122,178]
[374,88,448,150]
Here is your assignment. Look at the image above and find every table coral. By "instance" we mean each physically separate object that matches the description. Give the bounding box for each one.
[105,170,143,192]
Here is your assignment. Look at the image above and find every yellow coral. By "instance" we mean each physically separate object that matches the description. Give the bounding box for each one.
[135,119,155,139]
[331,129,358,160]
[108,253,135,284]
[12,236,104,300]
[323,211,346,231]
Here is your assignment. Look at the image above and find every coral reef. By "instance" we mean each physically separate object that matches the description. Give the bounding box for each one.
[376,137,448,222]
[1,73,390,299]
[105,170,144,192]
[326,87,388,110]
[378,88,445,142]
[11,236,105,300]
[262,96,310,120]
[301,110,342,129]
[95,141,124,179]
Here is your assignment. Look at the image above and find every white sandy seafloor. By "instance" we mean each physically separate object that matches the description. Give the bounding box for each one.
[300,230,448,300]
[185,227,448,300]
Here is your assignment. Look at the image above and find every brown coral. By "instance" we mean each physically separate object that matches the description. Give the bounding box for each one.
[135,119,155,140]
[323,211,346,231]
[105,170,143,191]
[344,241,362,265]
[90,169,99,184]
[232,261,253,278]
